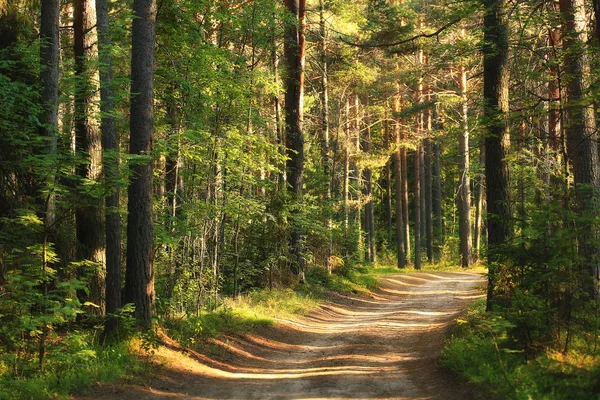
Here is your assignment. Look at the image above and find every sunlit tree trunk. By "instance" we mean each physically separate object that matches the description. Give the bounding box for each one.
[384,107,393,244]
[457,62,472,268]
[393,93,406,268]
[414,143,422,270]
[362,97,376,263]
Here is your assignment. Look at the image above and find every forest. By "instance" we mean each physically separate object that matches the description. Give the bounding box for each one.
[1,0,600,398]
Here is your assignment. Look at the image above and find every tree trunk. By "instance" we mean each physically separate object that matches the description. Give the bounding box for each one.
[283,0,306,275]
[362,97,376,263]
[414,144,422,270]
[458,63,473,268]
[559,0,600,297]
[96,0,121,338]
[393,94,406,268]
[473,143,485,261]
[432,103,443,259]
[40,0,60,230]
[424,137,433,263]
[344,98,350,246]
[384,107,393,244]
[74,0,105,313]
[483,0,511,310]
[125,0,156,328]
[319,0,333,270]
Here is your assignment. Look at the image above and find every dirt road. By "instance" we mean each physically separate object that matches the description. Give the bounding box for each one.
[82,271,485,400]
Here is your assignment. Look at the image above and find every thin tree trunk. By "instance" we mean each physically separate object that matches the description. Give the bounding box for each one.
[432,103,443,259]
[393,93,406,268]
[384,107,393,244]
[125,0,156,328]
[97,0,121,338]
[319,0,333,271]
[474,143,485,260]
[344,98,350,242]
[362,97,376,263]
[458,63,473,268]
[414,143,422,270]
[74,0,105,313]
[483,0,511,310]
[424,137,433,262]
[283,0,306,275]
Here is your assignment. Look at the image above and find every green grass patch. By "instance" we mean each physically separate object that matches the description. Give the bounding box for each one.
[441,299,600,400]
[0,334,145,400]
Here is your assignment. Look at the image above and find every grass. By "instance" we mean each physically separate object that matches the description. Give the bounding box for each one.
[441,299,600,400]
[0,334,146,400]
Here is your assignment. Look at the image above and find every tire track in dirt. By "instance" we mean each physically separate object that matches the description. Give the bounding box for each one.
[80,271,485,400]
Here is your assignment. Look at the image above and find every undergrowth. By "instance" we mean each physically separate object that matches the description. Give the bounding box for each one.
[0,334,146,400]
[442,299,600,400]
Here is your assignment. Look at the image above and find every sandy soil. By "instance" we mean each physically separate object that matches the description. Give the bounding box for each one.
[79,271,486,400]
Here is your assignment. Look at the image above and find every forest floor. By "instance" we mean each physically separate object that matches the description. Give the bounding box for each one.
[77,271,486,400]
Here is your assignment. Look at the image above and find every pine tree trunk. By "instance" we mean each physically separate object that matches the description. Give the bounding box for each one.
[362,97,376,263]
[319,0,333,270]
[433,138,443,258]
[560,0,600,297]
[424,137,433,262]
[473,143,485,261]
[283,0,306,275]
[483,0,511,310]
[384,107,393,245]
[74,0,105,313]
[125,0,156,328]
[40,0,60,230]
[414,144,422,270]
[458,63,473,268]
[96,0,121,338]
[393,94,406,268]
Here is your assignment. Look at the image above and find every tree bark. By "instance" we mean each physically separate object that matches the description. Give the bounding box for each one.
[458,63,473,268]
[483,0,511,310]
[393,94,406,268]
[384,107,393,245]
[362,97,376,263]
[96,0,121,338]
[40,0,60,230]
[559,0,600,297]
[125,0,156,328]
[283,0,306,275]
[74,0,105,313]
[414,144,422,270]
[424,137,433,263]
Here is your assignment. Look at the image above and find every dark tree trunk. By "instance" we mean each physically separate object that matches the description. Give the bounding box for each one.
[473,143,485,261]
[283,0,306,275]
[75,0,105,313]
[483,0,511,310]
[125,0,156,328]
[560,0,600,297]
[97,0,122,338]
[40,0,60,229]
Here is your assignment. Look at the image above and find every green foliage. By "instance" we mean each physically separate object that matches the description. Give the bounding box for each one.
[0,337,144,400]
[443,300,600,400]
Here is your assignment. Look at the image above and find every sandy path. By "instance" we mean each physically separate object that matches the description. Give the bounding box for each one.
[81,271,485,400]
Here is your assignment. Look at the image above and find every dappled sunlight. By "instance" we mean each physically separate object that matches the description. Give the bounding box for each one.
[83,272,484,400]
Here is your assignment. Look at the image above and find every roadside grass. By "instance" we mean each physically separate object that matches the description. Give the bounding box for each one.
[0,334,147,400]
[164,260,478,351]
[441,299,600,400]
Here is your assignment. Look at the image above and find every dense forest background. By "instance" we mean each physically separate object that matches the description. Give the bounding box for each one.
[1,0,600,397]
